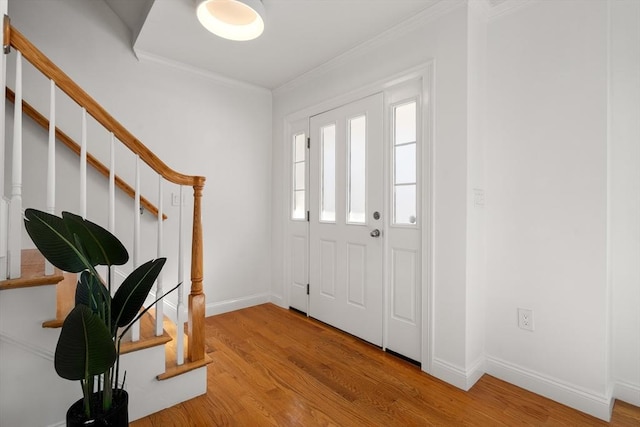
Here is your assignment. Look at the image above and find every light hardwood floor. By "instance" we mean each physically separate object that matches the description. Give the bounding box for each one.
[132,303,640,426]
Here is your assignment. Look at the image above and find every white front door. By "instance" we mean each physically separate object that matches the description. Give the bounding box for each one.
[309,93,384,346]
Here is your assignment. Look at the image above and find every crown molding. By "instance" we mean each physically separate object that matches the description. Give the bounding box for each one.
[133,48,271,94]
[273,0,466,96]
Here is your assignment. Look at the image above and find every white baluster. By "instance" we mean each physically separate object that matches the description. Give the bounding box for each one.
[8,51,22,279]
[0,18,7,279]
[108,134,115,291]
[80,108,87,219]
[45,80,56,275]
[109,134,115,233]
[0,200,7,280]
[155,176,164,336]
[176,185,185,365]
[131,155,141,342]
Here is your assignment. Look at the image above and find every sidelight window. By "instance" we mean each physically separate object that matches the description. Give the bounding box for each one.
[292,132,306,220]
[393,101,417,225]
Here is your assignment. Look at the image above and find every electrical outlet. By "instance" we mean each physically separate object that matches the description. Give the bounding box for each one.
[518,308,534,331]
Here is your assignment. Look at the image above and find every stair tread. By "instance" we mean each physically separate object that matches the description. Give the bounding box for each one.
[120,311,173,354]
[0,249,65,290]
[158,314,212,380]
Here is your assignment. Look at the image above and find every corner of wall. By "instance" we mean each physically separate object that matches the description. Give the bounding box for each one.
[430,355,486,391]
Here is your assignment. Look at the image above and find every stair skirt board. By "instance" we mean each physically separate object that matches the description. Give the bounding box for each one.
[0,275,207,426]
[0,331,207,425]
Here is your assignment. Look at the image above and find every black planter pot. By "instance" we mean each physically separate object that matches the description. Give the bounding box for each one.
[66,389,129,426]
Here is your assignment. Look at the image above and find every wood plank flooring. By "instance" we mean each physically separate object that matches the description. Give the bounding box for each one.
[132,303,640,426]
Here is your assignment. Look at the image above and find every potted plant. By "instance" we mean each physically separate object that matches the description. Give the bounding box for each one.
[24,208,179,426]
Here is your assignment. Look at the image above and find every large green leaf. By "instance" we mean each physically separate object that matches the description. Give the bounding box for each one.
[62,212,128,267]
[24,209,87,273]
[54,305,116,381]
[24,209,129,272]
[75,271,110,314]
[112,258,166,328]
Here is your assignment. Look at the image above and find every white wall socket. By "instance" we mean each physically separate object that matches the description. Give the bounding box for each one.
[518,308,534,331]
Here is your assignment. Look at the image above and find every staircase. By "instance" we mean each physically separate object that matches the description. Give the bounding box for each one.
[0,15,209,427]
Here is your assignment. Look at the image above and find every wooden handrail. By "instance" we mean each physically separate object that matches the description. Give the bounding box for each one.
[6,24,205,189]
[4,16,206,362]
[5,88,167,220]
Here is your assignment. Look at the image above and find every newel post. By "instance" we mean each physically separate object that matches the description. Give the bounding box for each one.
[188,177,206,362]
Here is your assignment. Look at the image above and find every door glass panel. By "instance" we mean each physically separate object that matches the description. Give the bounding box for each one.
[293,190,305,219]
[395,102,416,145]
[348,115,366,224]
[321,124,336,222]
[395,143,415,185]
[292,132,306,220]
[294,133,306,162]
[394,184,416,224]
[294,163,305,190]
[393,100,417,225]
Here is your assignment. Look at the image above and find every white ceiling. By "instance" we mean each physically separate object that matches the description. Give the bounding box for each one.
[105,0,442,90]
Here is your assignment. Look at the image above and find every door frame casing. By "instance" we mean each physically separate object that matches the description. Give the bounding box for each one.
[282,61,434,374]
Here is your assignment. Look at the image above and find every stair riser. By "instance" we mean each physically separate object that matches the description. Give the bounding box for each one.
[0,285,59,350]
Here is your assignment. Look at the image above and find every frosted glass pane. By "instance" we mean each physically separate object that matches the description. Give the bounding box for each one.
[395,184,417,225]
[294,162,305,191]
[395,102,416,145]
[395,143,416,184]
[294,133,305,162]
[293,190,305,219]
[321,125,336,222]
[348,115,366,224]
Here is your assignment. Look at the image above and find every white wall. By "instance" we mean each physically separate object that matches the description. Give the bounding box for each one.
[484,0,633,419]
[7,0,273,313]
[272,1,478,387]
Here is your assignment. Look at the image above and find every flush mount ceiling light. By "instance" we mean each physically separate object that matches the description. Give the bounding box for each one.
[196,0,265,41]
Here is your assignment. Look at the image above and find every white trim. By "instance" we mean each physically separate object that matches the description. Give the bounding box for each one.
[486,356,613,421]
[421,61,435,375]
[613,381,640,407]
[284,63,435,125]
[0,330,55,362]
[206,292,271,317]
[431,356,485,391]
[45,421,65,427]
[605,0,614,402]
[269,293,285,308]
[133,49,270,94]
[274,0,464,95]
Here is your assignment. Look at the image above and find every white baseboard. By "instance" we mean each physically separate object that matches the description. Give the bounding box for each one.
[485,356,613,421]
[269,293,285,308]
[206,292,271,316]
[431,356,485,391]
[613,380,640,407]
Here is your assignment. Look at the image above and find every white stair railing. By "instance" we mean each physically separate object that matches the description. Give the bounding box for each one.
[7,50,21,279]
[176,184,185,365]
[131,155,141,342]
[0,13,7,280]
[155,175,164,336]
[45,79,56,275]
[80,107,87,219]
[3,18,207,366]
